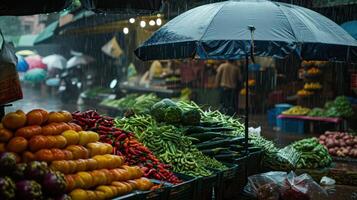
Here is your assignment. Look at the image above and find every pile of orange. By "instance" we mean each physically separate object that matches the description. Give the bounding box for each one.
[0,109,153,200]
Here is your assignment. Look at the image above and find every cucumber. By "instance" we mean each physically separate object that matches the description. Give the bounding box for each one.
[200,121,223,127]
[214,153,241,161]
[196,139,231,150]
[196,137,244,150]
[248,147,262,152]
[201,147,229,156]
[184,126,235,134]
[190,132,231,143]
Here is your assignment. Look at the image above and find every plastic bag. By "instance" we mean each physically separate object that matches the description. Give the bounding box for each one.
[0,30,22,105]
[249,126,261,137]
[245,171,328,200]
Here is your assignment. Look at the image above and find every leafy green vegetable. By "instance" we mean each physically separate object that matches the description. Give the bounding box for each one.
[100,93,160,114]
[307,96,354,118]
[151,99,183,124]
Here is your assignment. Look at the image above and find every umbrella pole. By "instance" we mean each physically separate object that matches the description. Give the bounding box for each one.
[244,54,249,157]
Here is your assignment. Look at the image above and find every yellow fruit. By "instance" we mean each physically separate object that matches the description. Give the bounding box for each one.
[86,190,97,200]
[87,131,99,143]
[77,172,93,189]
[78,131,89,145]
[73,174,86,189]
[95,191,106,200]
[92,155,108,169]
[70,189,88,200]
[96,185,114,199]
[62,130,80,145]
[2,110,27,130]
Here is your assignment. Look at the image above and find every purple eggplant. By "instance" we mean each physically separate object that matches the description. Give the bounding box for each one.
[0,152,17,173]
[25,161,49,181]
[52,194,72,200]
[16,180,43,200]
[0,176,16,200]
[42,171,67,195]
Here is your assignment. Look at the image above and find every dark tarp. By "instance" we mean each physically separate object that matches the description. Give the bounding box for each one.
[80,0,162,14]
[0,0,72,16]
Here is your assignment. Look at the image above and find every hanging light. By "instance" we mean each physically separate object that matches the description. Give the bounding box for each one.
[123,27,129,34]
[140,20,146,28]
[149,20,156,26]
[157,14,161,18]
[156,18,162,26]
[129,18,136,23]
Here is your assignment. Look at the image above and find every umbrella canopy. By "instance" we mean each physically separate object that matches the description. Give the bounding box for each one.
[34,21,59,45]
[46,78,60,87]
[341,20,357,40]
[67,55,95,68]
[24,68,47,83]
[16,55,29,72]
[42,54,67,70]
[135,0,357,62]
[25,55,47,70]
[16,50,36,56]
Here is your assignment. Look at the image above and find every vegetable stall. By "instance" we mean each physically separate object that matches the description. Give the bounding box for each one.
[1,98,357,199]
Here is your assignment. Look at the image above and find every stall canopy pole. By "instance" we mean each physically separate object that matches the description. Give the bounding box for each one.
[244,25,256,157]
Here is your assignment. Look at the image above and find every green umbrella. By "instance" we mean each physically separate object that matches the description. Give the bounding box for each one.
[24,68,47,83]
[34,21,58,45]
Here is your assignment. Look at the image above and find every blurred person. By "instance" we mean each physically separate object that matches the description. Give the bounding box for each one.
[215,60,242,114]
[140,60,163,85]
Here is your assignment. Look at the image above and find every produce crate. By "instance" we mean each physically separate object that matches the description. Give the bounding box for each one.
[112,192,139,200]
[275,104,292,115]
[247,151,263,176]
[277,118,305,134]
[136,180,171,200]
[212,163,239,200]
[267,108,277,127]
[328,167,357,186]
[221,156,248,199]
[295,167,330,183]
[167,173,197,200]
[195,173,219,200]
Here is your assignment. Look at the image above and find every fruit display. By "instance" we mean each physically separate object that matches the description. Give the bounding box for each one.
[301,60,328,67]
[297,89,314,97]
[69,177,153,200]
[319,131,357,158]
[1,109,154,200]
[282,106,311,116]
[306,67,321,75]
[71,110,181,184]
[303,82,322,90]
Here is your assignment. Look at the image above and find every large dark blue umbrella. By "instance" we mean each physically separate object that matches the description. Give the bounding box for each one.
[341,20,357,40]
[136,0,357,61]
[135,0,357,157]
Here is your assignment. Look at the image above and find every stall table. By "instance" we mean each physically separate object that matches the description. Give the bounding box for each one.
[277,114,345,134]
[119,83,180,98]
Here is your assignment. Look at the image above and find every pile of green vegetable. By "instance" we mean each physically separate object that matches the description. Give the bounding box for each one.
[83,87,112,98]
[115,115,226,177]
[178,101,279,159]
[308,96,354,118]
[286,138,332,169]
[101,93,160,114]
